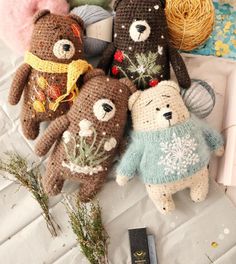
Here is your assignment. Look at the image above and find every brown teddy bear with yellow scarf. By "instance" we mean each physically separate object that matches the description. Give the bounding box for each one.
[8,10,92,140]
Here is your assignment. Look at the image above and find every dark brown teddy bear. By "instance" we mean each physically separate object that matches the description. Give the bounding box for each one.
[35,69,136,202]
[8,10,91,140]
[98,0,191,90]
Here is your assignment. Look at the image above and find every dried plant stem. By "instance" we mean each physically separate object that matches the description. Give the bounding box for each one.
[0,152,60,237]
[64,195,109,264]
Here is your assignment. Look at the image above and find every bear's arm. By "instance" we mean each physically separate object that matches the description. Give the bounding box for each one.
[35,115,70,157]
[201,125,224,152]
[97,43,116,74]
[116,141,143,179]
[8,63,31,105]
[168,46,191,89]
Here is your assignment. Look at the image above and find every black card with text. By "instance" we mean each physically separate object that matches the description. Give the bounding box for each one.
[129,228,151,264]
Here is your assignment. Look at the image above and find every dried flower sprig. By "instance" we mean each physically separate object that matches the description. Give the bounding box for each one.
[64,195,109,264]
[0,152,60,237]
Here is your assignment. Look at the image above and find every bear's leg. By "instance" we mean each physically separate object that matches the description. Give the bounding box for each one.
[42,167,65,196]
[190,167,209,203]
[78,174,106,203]
[21,113,40,140]
[146,184,175,214]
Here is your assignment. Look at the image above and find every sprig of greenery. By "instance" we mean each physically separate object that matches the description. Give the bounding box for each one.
[0,152,60,237]
[64,195,109,264]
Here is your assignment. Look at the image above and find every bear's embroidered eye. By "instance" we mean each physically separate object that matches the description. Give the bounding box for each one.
[93,99,116,122]
[145,100,153,107]
[156,108,160,111]
[53,39,75,60]
[167,104,170,108]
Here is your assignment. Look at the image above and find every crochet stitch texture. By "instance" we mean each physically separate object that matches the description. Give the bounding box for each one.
[98,0,191,89]
[35,69,136,202]
[116,80,224,214]
[8,10,86,140]
[117,116,224,184]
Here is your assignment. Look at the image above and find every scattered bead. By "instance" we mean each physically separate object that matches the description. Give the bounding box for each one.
[224,228,230,234]
[211,242,218,248]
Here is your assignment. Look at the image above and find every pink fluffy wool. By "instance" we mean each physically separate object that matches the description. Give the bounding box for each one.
[0,0,69,55]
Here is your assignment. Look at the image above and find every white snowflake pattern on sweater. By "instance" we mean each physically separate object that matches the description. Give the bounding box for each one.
[158,133,200,176]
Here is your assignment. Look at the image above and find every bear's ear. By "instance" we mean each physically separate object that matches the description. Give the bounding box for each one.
[128,91,142,111]
[119,78,137,95]
[33,10,50,24]
[158,81,180,92]
[83,69,105,83]
[68,14,84,30]
[160,0,166,9]
[114,0,122,11]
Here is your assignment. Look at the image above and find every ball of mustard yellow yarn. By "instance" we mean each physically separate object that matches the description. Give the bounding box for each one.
[165,0,215,51]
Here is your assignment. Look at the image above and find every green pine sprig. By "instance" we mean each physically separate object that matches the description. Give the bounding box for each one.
[64,195,109,264]
[0,152,60,237]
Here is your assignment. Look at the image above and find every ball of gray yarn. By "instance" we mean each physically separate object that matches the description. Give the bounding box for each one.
[71,5,112,57]
[181,79,216,119]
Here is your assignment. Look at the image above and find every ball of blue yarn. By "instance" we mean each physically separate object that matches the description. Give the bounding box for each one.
[71,5,113,57]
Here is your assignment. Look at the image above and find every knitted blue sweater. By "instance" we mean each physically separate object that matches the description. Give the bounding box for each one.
[117,116,224,184]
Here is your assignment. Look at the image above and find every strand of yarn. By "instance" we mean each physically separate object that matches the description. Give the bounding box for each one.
[165,0,215,51]
[71,5,113,57]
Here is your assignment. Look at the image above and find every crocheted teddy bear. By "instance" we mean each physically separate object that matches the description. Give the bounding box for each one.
[116,81,224,214]
[98,0,191,90]
[35,69,136,202]
[8,10,92,140]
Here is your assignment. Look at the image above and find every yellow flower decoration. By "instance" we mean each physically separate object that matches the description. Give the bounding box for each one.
[215,40,230,57]
[232,39,236,48]
[223,21,232,33]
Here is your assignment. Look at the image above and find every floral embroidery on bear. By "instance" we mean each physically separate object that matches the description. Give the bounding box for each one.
[32,75,65,113]
[62,119,117,175]
[113,50,162,88]
[158,133,200,176]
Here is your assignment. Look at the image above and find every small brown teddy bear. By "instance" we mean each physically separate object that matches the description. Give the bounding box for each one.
[98,0,191,90]
[8,10,92,140]
[35,69,136,202]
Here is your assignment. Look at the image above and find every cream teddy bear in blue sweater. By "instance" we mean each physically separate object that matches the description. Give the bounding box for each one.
[116,81,224,214]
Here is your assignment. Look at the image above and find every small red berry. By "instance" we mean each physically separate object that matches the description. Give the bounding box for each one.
[114,50,124,63]
[112,66,119,76]
[149,79,159,87]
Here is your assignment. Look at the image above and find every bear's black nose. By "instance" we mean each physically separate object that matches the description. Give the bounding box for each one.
[62,44,71,51]
[102,103,113,113]
[163,112,172,120]
[136,24,146,33]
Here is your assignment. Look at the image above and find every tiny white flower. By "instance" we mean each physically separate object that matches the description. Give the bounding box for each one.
[154,5,159,10]
[158,45,163,55]
[63,131,71,144]
[79,119,92,130]
[79,129,93,137]
[104,137,117,152]
[137,65,146,74]
[79,119,93,137]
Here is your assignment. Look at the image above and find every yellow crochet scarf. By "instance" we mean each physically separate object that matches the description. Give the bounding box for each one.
[24,51,92,111]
